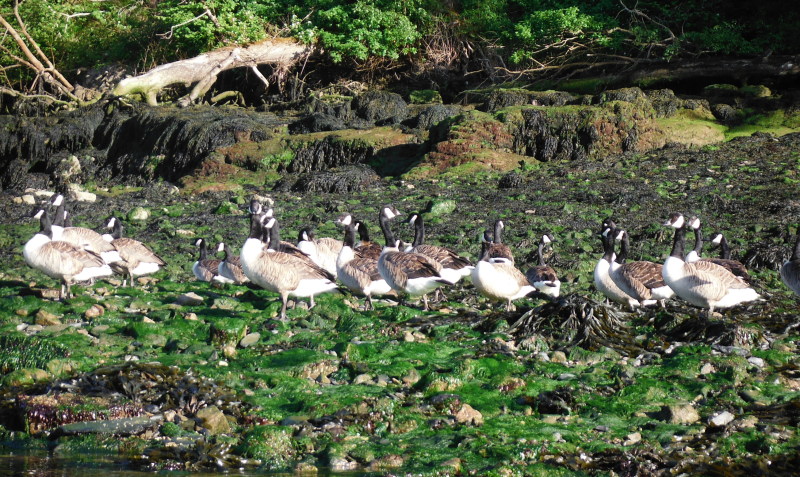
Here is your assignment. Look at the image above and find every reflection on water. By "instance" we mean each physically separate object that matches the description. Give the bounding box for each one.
[0,449,361,477]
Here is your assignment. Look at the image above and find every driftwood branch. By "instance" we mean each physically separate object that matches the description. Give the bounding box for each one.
[157,7,219,40]
[113,39,312,106]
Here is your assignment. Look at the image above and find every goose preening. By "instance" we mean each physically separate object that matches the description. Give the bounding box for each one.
[240,212,338,320]
[297,227,343,276]
[479,219,514,262]
[662,213,761,316]
[780,232,800,296]
[407,212,473,285]
[335,214,392,310]
[49,194,117,257]
[24,209,111,299]
[685,217,752,282]
[608,229,673,308]
[192,238,222,282]
[376,205,451,311]
[216,242,248,284]
[525,234,561,298]
[593,226,640,306]
[104,216,166,287]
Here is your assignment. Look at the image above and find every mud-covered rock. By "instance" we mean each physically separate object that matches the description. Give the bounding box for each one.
[414,104,462,131]
[289,112,347,134]
[711,103,742,125]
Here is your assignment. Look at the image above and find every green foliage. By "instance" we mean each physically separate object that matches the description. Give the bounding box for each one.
[0,334,70,374]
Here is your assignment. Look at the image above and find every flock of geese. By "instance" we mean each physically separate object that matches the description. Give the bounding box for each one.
[22,195,800,318]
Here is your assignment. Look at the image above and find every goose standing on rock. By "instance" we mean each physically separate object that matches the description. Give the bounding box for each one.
[24,209,111,299]
[406,212,473,285]
[662,213,761,317]
[216,242,248,284]
[335,214,392,310]
[192,238,221,282]
[608,229,672,308]
[240,212,338,320]
[376,205,451,311]
[103,216,166,287]
[780,232,800,296]
[525,234,561,298]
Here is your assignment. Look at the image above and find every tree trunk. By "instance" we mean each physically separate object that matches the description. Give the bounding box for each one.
[113,39,312,106]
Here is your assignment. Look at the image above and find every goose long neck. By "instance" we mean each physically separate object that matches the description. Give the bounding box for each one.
[53,202,66,227]
[110,219,123,239]
[670,226,687,259]
[719,236,731,260]
[494,221,504,244]
[198,240,208,260]
[248,214,262,240]
[379,213,395,247]
[268,221,282,250]
[38,209,53,236]
[412,216,425,247]
[355,221,370,242]
[601,232,614,263]
[692,227,703,256]
[343,223,356,248]
[616,232,629,264]
[537,241,545,266]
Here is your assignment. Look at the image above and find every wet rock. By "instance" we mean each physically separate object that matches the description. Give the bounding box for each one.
[402,369,421,386]
[657,404,700,425]
[298,359,339,381]
[498,171,523,188]
[352,91,408,126]
[127,206,150,221]
[747,356,765,368]
[329,456,359,472]
[35,309,61,326]
[709,410,735,427]
[84,304,104,319]
[175,292,204,306]
[2,368,50,387]
[453,403,483,426]
[195,405,231,435]
[624,432,642,445]
[711,103,741,125]
[427,199,456,216]
[550,351,568,364]
[287,164,380,194]
[441,458,462,472]
[368,454,404,470]
[289,112,347,134]
[239,332,260,348]
[353,374,373,385]
[414,104,462,131]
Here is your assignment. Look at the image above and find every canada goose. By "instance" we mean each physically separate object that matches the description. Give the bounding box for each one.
[192,238,222,282]
[780,232,800,296]
[354,220,383,260]
[104,216,166,287]
[662,213,760,316]
[593,226,640,306]
[525,234,561,298]
[685,218,752,282]
[471,254,536,311]
[24,209,111,299]
[479,219,514,262]
[376,205,451,311]
[215,242,248,284]
[240,213,338,320]
[49,194,117,256]
[608,229,672,308]
[297,228,343,276]
[407,213,473,284]
[335,215,392,310]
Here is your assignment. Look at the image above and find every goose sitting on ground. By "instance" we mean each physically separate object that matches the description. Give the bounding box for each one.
[685,217,752,282]
[297,227,343,276]
[215,242,248,284]
[24,209,111,299]
[608,229,672,308]
[781,232,800,296]
[192,238,222,282]
[662,213,761,317]
[406,212,473,285]
[376,205,451,311]
[335,214,392,310]
[525,233,561,299]
[240,212,338,320]
[479,219,514,262]
[103,216,166,287]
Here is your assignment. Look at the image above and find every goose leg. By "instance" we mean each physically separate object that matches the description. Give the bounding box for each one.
[309,295,316,309]
[279,293,289,321]
[422,295,430,311]
[365,295,374,311]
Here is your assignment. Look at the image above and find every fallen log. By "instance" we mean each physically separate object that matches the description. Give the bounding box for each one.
[113,38,312,107]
